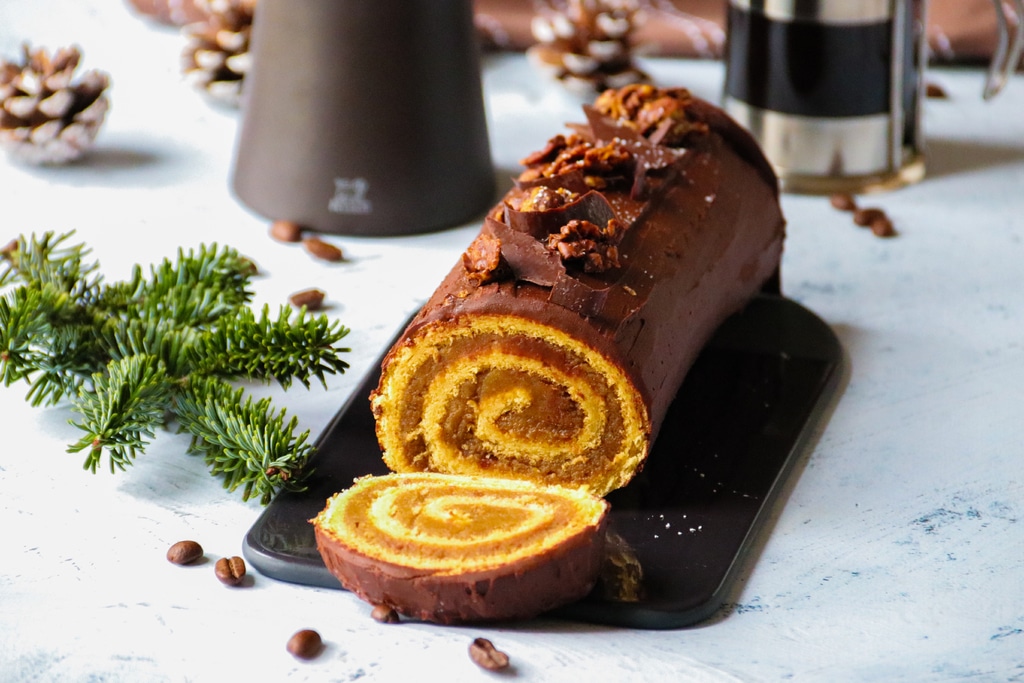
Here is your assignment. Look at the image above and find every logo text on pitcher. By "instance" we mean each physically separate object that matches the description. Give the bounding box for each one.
[329,178,372,215]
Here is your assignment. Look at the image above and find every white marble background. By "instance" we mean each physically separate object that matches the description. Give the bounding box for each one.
[1,2,1022,681]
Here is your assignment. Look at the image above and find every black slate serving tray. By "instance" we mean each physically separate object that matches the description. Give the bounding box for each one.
[243,294,844,629]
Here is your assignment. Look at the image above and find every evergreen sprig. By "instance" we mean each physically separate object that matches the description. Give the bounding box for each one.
[0,231,351,503]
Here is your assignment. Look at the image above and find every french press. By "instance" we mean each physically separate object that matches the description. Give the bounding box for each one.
[724,0,1024,194]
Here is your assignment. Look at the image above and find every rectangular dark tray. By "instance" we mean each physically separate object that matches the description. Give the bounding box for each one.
[243,294,844,629]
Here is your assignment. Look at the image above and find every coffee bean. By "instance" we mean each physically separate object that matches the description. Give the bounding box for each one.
[926,82,948,99]
[829,193,857,212]
[286,629,323,659]
[469,637,510,671]
[852,207,887,227]
[870,215,896,237]
[303,237,344,262]
[215,556,247,586]
[269,220,304,243]
[370,604,400,624]
[288,288,326,311]
[166,540,204,565]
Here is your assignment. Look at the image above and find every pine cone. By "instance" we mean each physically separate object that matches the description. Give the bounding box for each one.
[528,0,649,94]
[181,0,256,107]
[0,44,110,165]
[125,0,210,26]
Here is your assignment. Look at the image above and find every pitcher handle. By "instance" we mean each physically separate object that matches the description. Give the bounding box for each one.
[984,0,1024,98]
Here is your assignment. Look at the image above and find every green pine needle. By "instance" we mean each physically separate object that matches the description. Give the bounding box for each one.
[1,231,351,503]
[191,304,350,388]
[69,354,174,473]
[174,376,314,504]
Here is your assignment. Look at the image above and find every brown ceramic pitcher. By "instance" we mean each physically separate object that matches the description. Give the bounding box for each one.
[231,0,495,236]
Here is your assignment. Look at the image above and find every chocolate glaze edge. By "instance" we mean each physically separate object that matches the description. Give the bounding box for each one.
[314,513,608,624]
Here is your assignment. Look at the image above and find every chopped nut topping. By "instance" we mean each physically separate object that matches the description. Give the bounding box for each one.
[518,134,632,186]
[462,231,505,283]
[546,218,624,273]
[593,84,708,146]
[519,134,572,167]
[519,186,580,212]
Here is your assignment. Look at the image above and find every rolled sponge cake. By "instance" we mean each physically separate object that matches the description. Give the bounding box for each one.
[370,84,786,497]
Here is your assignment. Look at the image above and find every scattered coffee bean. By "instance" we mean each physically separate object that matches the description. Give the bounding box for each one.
[829,193,858,212]
[870,215,896,237]
[270,220,304,243]
[166,540,204,565]
[370,604,400,624]
[214,556,247,586]
[469,637,510,671]
[303,236,344,262]
[288,287,326,311]
[926,82,948,99]
[286,629,323,659]
[852,207,887,227]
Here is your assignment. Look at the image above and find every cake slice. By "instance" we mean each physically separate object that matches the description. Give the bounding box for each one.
[313,473,608,624]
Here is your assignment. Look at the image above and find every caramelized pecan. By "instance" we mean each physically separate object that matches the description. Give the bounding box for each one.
[462,231,506,283]
[518,135,632,187]
[519,186,580,212]
[546,218,624,273]
[593,84,708,146]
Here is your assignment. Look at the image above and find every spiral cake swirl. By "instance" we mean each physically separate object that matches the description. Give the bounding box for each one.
[373,313,648,496]
[313,473,608,623]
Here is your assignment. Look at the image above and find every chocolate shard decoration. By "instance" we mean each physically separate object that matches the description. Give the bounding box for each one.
[483,217,563,287]
[505,189,618,238]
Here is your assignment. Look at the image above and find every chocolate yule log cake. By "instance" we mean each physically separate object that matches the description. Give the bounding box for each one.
[313,473,609,624]
[314,84,785,625]
[370,84,785,497]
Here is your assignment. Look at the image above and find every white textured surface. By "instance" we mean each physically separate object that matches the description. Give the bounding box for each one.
[1,2,1023,681]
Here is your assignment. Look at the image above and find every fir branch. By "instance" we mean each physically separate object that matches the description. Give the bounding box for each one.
[131,243,255,326]
[0,231,101,300]
[100,317,199,378]
[0,286,53,386]
[68,354,174,474]
[174,376,314,504]
[1,284,103,404]
[1,232,351,504]
[23,324,99,407]
[191,304,351,389]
